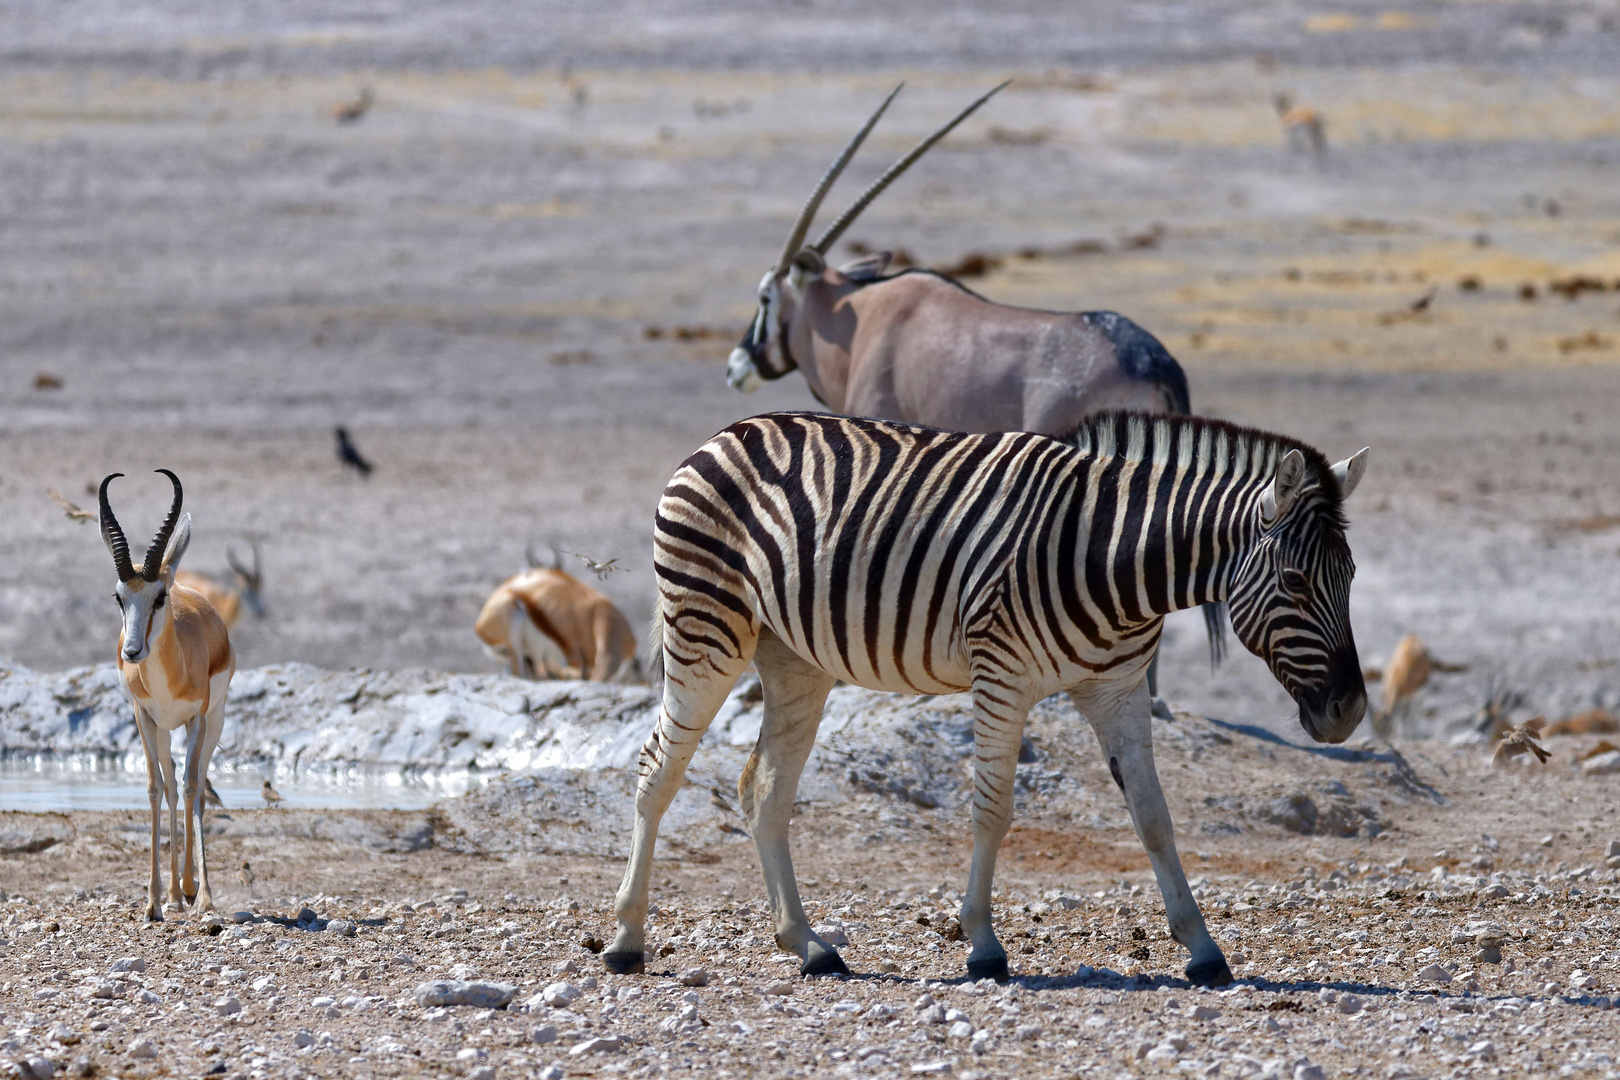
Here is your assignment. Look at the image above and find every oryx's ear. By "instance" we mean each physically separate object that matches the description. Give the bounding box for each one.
[788,247,825,288]
[1331,447,1370,499]
[161,513,192,581]
[1259,449,1308,526]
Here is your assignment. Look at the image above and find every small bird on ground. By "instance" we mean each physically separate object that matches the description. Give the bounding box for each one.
[237,861,255,893]
[709,786,740,816]
[562,549,624,580]
[1492,717,1551,767]
[204,778,225,810]
[47,488,95,523]
[262,780,283,807]
[335,427,373,477]
[333,87,374,124]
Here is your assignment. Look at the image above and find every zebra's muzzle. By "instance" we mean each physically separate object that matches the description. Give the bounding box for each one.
[1297,681,1367,744]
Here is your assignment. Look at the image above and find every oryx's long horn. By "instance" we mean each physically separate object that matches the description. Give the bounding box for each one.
[98,473,136,581]
[811,80,1010,256]
[141,469,183,581]
[774,83,904,275]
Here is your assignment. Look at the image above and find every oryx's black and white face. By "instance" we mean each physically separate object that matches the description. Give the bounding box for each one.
[100,470,191,666]
[727,270,796,392]
[1228,448,1370,744]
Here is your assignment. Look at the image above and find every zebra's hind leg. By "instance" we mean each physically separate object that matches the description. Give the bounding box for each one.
[742,631,842,976]
[607,629,752,975]
[958,684,1034,983]
[1072,680,1230,987]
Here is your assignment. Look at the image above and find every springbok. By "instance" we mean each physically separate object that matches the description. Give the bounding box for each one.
[1274,93,1327,157]
[174,544,264,628]
[99,470,234,920]
[474,554,641,683]
[725,83,1222,670]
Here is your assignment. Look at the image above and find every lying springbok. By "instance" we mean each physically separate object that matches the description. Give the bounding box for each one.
[174,544,264,628]
[99,470,234,920]
[725,83,1222,668]
[474,553,640,683]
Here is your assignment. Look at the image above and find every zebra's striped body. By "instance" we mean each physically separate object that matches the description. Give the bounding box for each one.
[610,410,1369,985]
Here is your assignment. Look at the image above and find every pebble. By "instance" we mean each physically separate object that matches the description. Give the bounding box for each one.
[909,1062,952,1075]
[292,1030,315,1048]
[540,981,581,1007]
[230,911,257,924]
[538,1067,565,1080]
[127,1038,157,1060]
[1416,963,1452,984]
[214,996,242,1016]
[531,1024,558,1045]
[109,956,145,973]
[814,924,850,946]
[413,980,517,1009]
[1336,994,1363,1015]
[24,1057,56,1080]
[326,919,356,937]
[678,968,709,987]
[468,1068,497,1080]
[947,1020,974,1039]
[1189,1004,1220,1020]
[568,1035,625,1056]
[763,981,795,996]
[1296,1065,1325,1080]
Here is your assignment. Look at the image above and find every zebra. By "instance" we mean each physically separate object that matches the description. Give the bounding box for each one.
[606,410,1369,986]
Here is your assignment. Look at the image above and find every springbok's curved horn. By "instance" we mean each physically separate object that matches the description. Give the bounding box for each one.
[773,83,904,276]
[227,543,262,585]
[98,474,136,582]
[811,80,1010,257]
[141,469,184,581]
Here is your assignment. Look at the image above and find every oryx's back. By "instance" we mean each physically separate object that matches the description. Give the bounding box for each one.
[654,412,1079,694]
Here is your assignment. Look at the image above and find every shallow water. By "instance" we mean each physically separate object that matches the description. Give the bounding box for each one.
[0,756,472,812]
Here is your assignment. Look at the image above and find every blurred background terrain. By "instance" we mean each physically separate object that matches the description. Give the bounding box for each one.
[3,0,1618,735]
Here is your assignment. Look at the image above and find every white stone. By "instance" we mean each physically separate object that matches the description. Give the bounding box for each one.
[215,996,242,1016]
[943,1008,970,1024]
[763,981,795,996]
[568,1036,625,1056]
[127,1038,157,1060]
[455,1048,488,1062]
[678,968,709,987]
[538,1067,565,1080]
[814,924,850,946]
[292,1030,315,1048]
[1146,1044,1180,1062]
[1336,994,1364,1015]
[947,1020,974,1039]
[109,957,145,973]
[1468,1040,1496,1058]
[1416,963,1452,984]
[541,981,582,1007]
[468,1068,497,1080]
[530,1025,558,1045]
[909,1064,952,1076]
[1190,1004,1221,1020]
[1295,1065,1325,1080]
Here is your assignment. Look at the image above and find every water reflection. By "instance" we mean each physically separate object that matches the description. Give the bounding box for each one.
[0,754,475,812]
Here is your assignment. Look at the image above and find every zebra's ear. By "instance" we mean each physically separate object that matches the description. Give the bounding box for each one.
[1259,449,1308,525]
[1331,448,1370,499]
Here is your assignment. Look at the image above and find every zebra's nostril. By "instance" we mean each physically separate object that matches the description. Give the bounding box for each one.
[1328,699,1343,723]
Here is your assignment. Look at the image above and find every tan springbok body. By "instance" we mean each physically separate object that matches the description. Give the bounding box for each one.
[475,566,639,683]
[724,85,1218,669]
[100,470,234,921]
[175,545,263,628]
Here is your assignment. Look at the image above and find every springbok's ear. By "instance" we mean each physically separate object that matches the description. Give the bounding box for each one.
[1259,449,1308,526]
[161,513,192,581]
[1331,448,1370,499]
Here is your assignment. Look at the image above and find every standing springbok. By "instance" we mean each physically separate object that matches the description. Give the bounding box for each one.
[610,412,1368,985]
[474,555,640,683]
[725,83,1223,671]
[175,544,264,628]
[99,470,234,920]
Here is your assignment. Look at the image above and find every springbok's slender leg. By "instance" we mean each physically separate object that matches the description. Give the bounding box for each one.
[743,631,841,975]
[958,679,1035,983]
[507,608,527,679]
[151,725,183,907]
[191,698,225,911]
[1071,679,1230,987]
[134,709,164,922]
[180,714,203,905]
[606,627,753,974]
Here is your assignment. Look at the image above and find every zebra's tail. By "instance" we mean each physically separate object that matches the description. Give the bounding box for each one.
[1203,601,1228,670]
[644,609,666,685]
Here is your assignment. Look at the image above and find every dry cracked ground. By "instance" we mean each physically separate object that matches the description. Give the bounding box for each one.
[3,707,1619,1080]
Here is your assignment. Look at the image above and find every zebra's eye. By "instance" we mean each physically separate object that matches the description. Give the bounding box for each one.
[1280,567,1310,597]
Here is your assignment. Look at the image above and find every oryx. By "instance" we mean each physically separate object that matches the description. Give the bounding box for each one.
[726,83,1223,670]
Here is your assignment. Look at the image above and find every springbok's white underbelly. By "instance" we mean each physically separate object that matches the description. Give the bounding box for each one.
[123,669,229,731]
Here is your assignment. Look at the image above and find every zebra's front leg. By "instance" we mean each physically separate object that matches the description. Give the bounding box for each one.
[958,689,1032,983]
[743,633,842,976]
[1073,680,1230,987]
[607,651,747,975]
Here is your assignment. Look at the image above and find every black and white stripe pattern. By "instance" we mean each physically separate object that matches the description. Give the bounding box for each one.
[610,408,1366,985]
[653,409,1354,712]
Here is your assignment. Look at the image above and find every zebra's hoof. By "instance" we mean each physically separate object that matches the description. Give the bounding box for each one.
[966,957,1009,983]
[1186,956,1233,987]
[602,950,646,976]
[800,951,851,978]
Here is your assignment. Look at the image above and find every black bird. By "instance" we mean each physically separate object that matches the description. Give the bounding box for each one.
[335,427,373,477]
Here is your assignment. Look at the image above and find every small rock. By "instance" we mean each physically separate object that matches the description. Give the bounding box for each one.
[45,1025,78,1046]
[1336,994,1364,1015]
[1264,1016,1284,1034]
[231,911,257,924]
[947,1020,974,1040]
[1189,1004,1220,1021]
[24,1057,56,1080]
[762,981,795,997]
[1146,1044,1180,1062]
[1607,840,1620,858]
[530,1025,558,1045]
[1014,1023,1042,1040]
[311,996,337,1009]
[414,980,517,1009]
[1581,751,1620,776]
[814,924,850,947]
[214,996,242,1016]
[292,1030,315,1048]
[538,1068,565,1080]
[468,1068,497,1080]
[1474,944,1503,965]
[455,1048,488,1062]
[943,1008,970,1024]
[326,920,356,938]
[251,975,277,994]
[1317,988,1338,1004]
[909,1064,952,1076]
[1296,1066,1325,1080]
[540,982,581,1007]
[864,1004,894,1021]
[678,969,709,987]
[1416,963,1452,984]
[550,957,580,975]
[913,994,935,1010]
[136,989,162,1004]
[296,907,319,924]
[127,1038,157,1060]
[1468,1040,1496,1058]
[109,957,145,974]
[66,1059,91,1079]
[969,1029,993,1054]
[568,1036,625,1056]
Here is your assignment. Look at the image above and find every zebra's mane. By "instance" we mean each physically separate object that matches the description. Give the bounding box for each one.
[1061,410,1349,523]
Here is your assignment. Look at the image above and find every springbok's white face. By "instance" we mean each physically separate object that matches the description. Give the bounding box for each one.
[727,271,790,393]
[116,568,175,665]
